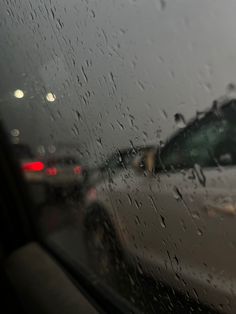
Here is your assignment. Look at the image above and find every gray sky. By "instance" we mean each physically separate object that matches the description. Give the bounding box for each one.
[0,0,236,165]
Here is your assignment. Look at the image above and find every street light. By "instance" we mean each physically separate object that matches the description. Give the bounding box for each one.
[14,89,24,99]
[10,129,20,137]
[46,92,56,102]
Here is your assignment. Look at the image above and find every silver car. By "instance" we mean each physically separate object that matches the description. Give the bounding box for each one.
[84,98,236,314]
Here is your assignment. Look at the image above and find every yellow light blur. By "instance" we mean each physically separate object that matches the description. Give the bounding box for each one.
[14,89,24,99]
[46,92,56,102]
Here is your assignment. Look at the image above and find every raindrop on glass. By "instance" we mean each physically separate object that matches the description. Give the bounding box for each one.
[174,113,186,129]
[160,215,166,228]
[197,229,203,236]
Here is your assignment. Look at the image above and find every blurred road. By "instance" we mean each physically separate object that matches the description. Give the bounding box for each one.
[36,199,218,314]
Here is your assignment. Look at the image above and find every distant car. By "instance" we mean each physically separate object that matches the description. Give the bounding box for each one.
[83,99,236,313]
[44,155,86,186]
[14,146,87,199]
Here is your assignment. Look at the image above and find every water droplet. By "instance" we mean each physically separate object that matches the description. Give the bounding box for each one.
[193,288,199,301]
[96,138,102,148]
[174,113,186,128]
[142,131,148,140]
[175,273,183,284]
[192,212,200,220]
[180,219,187,231]
[197,229,203,236]
[127,194,132,205]
[128,114,135,127]
[148,195,158,213]
[50,8,55,19]
[173,187,182,201]
[109,72,117,90]
[128,274,135,286]
[137,262,144,275]
[56,18,64,29]
[72,124,80,136]
[196,110,206,120]
[160,215,166,228]
[135,215,141,225]
[160,109,168,119]
[37,145,46,156]
[90,9,95,18]
[48,145,56,154]
[75,110,82,121]
[116,120,124,130]
[134,200,142,208]
[81,66,88,83]
[174,255,179,265]
[137,80,145,91]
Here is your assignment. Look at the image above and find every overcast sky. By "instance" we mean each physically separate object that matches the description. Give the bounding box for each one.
[1,0,236,165]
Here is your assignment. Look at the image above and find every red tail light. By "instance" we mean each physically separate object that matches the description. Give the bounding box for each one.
[46,167,58,176]
[22,161,45,172]
[73,165,82,174]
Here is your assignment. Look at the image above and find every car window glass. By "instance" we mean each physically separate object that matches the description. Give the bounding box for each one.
[2,1,236,313]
